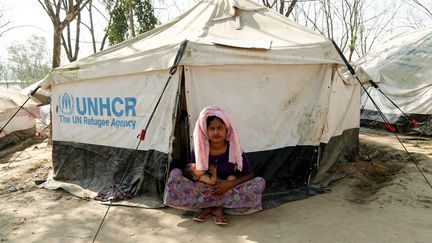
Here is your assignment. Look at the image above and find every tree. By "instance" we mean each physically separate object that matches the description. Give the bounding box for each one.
[37,0,92,68]
[62,0,110,60]
[6,35,51,87]
[261,0,298,17]
[412,0,432,19]
[81,0,106,53]
[61,0,82,63]
[0,4,11,37]
[63,1,111,57]
[0,61,8,80]
[404,0,432,29]
[85,1,111,52]
[103,0,158,45]
[287,0,400,61]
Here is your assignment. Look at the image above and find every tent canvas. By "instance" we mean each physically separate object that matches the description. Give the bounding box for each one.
[0,87,40,148]
[42,0,360,208]
[21,79,51,105]
[357,27,432,135]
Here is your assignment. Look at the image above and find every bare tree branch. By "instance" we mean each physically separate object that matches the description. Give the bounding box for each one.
[0,25,35,38]
[296,6,324,35]
[39,0,91,67]
[279,0,284,14]
[413,0,432,18]
[285,0,298,17]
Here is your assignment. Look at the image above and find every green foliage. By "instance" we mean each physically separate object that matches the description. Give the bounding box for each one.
[107,3,130,45]
[134,0,158,33]
[104,0,159,45]
[6,35,51,87]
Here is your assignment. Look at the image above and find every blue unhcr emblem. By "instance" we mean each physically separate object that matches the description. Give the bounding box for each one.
[59,93,74,115]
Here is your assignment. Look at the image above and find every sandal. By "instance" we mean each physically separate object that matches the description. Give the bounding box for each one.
[212,214,228,225]
[192,209,212,222]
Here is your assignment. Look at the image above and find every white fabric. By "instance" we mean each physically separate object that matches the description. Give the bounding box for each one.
[39,104,51,125]
[357,27,432,116]
[51,71,179,151]
[211,38,272,49]
[42,0,343,85]
[361,83,432,116]
[21,79,51,105]
[47,0,360,153]
[0,87,39,113]
[321,69,360,142]
[0,109,37,138]
[185,64,359,152]
[337,66,372,85]
[0,87,39,138]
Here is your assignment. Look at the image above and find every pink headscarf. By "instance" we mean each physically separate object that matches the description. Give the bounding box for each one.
[193,105,243,172]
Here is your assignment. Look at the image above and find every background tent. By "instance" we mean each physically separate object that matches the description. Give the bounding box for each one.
[21,79,51,105]
[21,80,52,129]
[0,87,40,149]
[357,27,432,135]
[42,0,360,208]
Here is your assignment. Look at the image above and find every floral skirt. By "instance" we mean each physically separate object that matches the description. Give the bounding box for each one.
[164,168,266,211]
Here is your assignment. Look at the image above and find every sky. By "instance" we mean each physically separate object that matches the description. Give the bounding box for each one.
[1,1,54,60]
[0,0,431,66]
[0,0,198,64]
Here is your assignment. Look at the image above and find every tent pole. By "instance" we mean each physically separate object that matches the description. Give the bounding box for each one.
[368,80,418,128]
[92,40,189,243]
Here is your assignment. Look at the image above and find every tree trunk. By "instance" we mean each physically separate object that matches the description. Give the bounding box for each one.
[285,0,298,17]
[88,0,97,53]
[52,28,62,68]
[279,0,284,14]
[72,12,81,61]
[130,6,135,37]
[38,0,91,68]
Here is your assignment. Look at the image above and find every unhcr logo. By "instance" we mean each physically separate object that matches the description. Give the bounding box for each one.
[57,93,137,129]
[58,93,137,117]
[59,93,74,115]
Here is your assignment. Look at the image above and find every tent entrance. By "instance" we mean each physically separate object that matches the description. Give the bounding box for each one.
[169,67,190,173]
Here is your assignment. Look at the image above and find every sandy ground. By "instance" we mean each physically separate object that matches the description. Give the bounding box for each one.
[1,128,431,243]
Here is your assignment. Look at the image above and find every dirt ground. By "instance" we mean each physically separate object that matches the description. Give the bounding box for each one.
[0,128,431,243]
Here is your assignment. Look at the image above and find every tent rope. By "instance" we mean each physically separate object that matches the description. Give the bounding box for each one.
[2,129,33,165]
[331,40,432,192]
[3,104,51,166]
[21,106,49,126]
[0,86,41,135]
[335,67,393,128]
[415,116,432,146]
[92,39,189,243]
[368,80,419,128]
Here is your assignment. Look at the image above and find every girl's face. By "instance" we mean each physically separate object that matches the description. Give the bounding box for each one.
[207,117,228,144]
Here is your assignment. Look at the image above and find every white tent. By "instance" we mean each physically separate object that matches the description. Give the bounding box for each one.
[42,0,360,207]
[357,27,432,134]
[21,79,51,105]
[0,87,39,143]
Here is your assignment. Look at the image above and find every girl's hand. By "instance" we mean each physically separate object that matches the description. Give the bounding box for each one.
[212,180,235,195]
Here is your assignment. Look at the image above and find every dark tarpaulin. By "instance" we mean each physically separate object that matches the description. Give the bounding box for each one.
[52,141,168,200]
[250,128,359,209]
[361,109,432,135]
[49,128,358,209]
